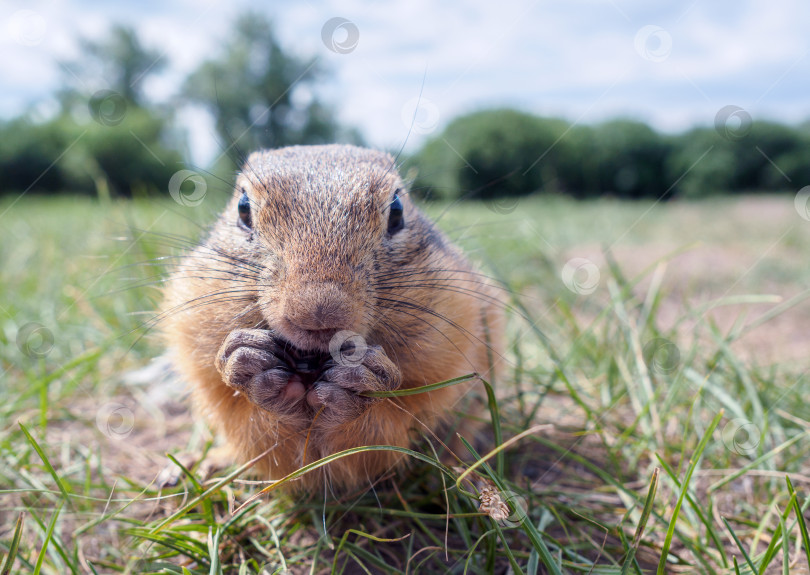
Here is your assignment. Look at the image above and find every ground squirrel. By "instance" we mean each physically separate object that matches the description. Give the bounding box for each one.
[161,144,504,492]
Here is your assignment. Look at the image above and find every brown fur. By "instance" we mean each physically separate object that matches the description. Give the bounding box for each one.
[161,145,504,492]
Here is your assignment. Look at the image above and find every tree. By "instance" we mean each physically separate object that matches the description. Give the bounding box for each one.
[61,25,166,109]
[410,109,573,200]
[183,13,353,159]
[589,119,673,199]
[49,25,182,198]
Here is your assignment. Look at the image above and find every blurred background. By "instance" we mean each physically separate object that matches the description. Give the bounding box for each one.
[3,0,810,366]
[2,0,810,366]
[2,0,810,200]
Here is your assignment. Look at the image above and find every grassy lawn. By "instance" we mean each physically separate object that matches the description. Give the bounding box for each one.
[1,193,810,574]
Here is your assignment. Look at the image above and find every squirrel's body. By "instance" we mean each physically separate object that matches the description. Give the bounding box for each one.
[162,145,503,491]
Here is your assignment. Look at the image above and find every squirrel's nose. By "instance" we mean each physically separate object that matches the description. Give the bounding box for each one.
[283,283,356,333]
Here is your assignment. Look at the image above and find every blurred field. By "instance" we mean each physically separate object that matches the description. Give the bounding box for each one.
[3,193,807,370]
[2,193,810,573]
[435,194,810,368]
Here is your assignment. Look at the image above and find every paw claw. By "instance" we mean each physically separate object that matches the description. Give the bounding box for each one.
[215,331,401,422]
[311,345,401,423]
[215,329,300,414]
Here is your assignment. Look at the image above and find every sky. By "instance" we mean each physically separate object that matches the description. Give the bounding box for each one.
[2,0,809,166]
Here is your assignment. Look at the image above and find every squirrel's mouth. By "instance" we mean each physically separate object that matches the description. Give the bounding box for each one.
[260,326,366,382]
[279,341,332,375]
[272,336,335,389]
[276,320,342,354]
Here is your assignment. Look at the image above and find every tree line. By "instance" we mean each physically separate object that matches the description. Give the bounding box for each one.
[0,14,359,199]
[1,15,807,200]
[409,109,810,200]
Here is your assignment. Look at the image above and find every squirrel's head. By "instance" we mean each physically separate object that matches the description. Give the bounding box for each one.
[214,145,440,353]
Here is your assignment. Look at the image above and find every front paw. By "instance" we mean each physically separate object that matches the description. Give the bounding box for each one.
[215,329,305,412]
[308,345,401,423]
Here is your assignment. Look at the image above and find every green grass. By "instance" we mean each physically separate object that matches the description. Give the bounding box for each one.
[1,193,810,573]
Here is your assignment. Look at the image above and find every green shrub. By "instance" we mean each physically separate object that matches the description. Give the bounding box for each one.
[411,108,809,200]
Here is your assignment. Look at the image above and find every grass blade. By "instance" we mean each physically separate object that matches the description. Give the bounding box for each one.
[18,421,71,503]
[463,529,498,575]
[787,476,810,572]
[723,516,757,574]
[707,427,810,494]
[779,512,789,575]
[621,468,659,575]
[207,525,223,575]
[235,445,454,514]
[361,373,479,397]
[457,436,559,575]
[757,493,797,573]
[1,512,24,575]
[33,503,62,575]
[656,410,723,574]
[454,424,549,496]
[331,529,409,574]
[364,374,507,476]
[655,453,729,567]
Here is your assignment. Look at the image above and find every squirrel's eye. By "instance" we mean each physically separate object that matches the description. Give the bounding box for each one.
[387,194,404,235]
[237,191,252,229]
